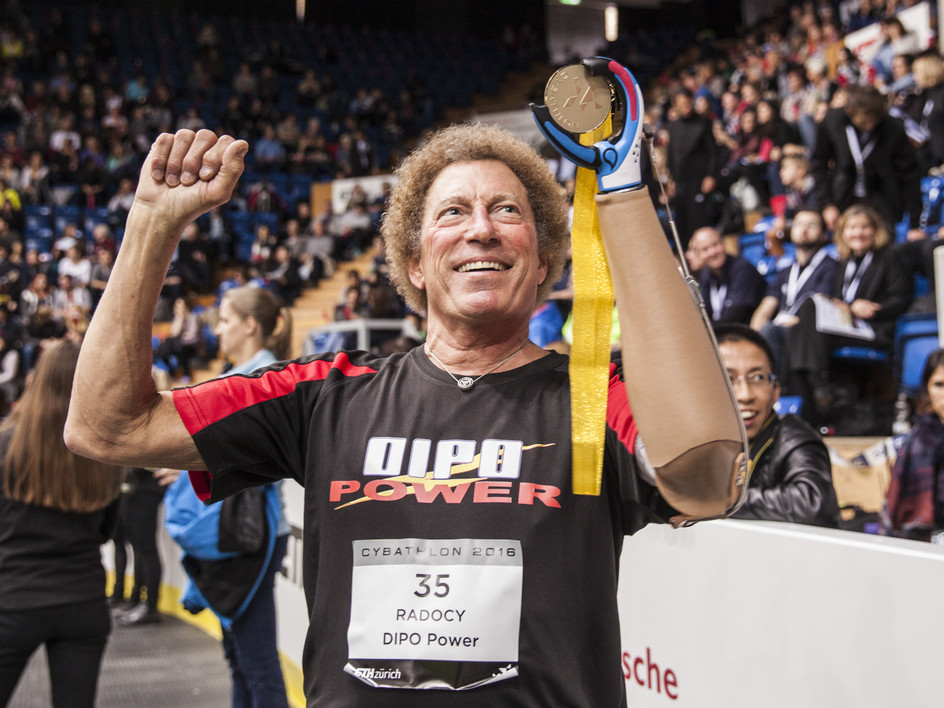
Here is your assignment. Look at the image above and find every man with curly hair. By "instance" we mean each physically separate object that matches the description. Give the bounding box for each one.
[67,123,744,706]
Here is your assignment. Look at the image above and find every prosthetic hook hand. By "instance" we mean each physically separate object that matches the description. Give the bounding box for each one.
[531,57,644,193]
[532,58,750,524]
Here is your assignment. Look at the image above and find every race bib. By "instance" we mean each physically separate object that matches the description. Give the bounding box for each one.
[345,538,523,690]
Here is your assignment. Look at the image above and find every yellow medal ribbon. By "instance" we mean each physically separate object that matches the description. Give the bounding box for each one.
[570,121,613,496]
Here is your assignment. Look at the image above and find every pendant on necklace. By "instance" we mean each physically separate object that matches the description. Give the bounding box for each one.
[457,376,474,390]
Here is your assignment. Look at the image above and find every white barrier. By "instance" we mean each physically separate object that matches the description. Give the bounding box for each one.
[618,520,944,707]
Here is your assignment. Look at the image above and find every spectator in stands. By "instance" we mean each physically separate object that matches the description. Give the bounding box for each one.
[246,179,286,216]
[911,52,944,174]
[782,204,914,420]
[881,348,944,540]
[0,340,122,708]
[88,248,113,312]
[768,153,817,255]
[57,243,91,286]
[18,150,51,205]
[231,62,257,104]
[162,285,291,707]
[834,45,864,87]
[886,52,917,101]
[205,206,231,265]
[751,209,840,377]
[870,16,922,84]
[106,176,135,225]
[690,226,766,324]
[758,97,802,152]
[336,203,373,259]
[275,113,301,153]
[88,223,116,257]
[253,123,286,172]
[19,271,54,322]
[176,222,214,295]
[0,155,20,192]
[248,222,277,266]
[52,272,91,323]
[810,84,925,238]
[335,285,366,321]
[716,323,840,527]
[0,324,22,410]
[154,296,202,383]
[0,177,20,223]
[261,244,303,307]
[21,303,64,373]
[666,88,720,250]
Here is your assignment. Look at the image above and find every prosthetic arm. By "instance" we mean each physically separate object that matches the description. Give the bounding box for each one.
[532,58,748,523]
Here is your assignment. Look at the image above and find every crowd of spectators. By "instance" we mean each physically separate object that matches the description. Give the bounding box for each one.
[579,0,944,433]
[0,0,536,397]
[0,0,940,434]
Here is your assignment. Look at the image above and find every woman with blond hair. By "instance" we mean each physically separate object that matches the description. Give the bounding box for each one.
[0,339,122,707]
[163,284,292,707]
[782,204,913,422]
[912,52,944,171]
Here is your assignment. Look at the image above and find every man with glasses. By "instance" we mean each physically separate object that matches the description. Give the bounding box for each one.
[716,323,840,527]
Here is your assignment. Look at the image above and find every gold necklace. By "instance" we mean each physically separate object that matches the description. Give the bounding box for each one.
[425,341,529,391]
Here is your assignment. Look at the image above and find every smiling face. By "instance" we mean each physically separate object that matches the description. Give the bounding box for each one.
[720,339,780,441]
[840,213,876,257]
[690,228,727,272]
[409,160,546,329]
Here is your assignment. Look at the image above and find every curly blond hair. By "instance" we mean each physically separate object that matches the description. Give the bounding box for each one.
[381,123,570,314]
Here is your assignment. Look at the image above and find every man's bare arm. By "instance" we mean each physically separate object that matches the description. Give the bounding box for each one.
[65,130,248,470]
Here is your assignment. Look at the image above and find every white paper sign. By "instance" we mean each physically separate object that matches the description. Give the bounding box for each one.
[348,538,523,663]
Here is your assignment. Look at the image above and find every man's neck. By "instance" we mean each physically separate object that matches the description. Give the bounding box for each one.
[794,244,820,266]
[423,319,541,375]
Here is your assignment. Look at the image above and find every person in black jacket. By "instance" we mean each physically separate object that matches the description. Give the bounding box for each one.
[716,323,840,527]
[782,204,914,418]
[690,226,766,324]
[666,88,720,251]
[809,84,925,240]
[911,52,944,174]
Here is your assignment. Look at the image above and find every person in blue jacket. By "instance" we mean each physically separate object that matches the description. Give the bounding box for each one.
[164,285,293,708]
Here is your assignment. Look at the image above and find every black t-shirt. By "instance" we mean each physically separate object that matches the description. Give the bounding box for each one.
[0,431,115,610]
[174,348,671,707]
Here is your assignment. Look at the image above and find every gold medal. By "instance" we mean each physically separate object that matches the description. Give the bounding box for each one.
[543,64,612,134]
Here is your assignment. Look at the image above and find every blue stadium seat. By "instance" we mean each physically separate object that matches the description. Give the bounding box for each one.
[832,346,888,363]
[774,396,803,416]
[899,335,939,397]
[894,313,940,396]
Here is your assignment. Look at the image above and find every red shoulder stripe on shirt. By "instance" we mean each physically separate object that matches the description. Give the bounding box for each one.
[606,361,637,453]
[172,352,377,436]
[188,470,213,502]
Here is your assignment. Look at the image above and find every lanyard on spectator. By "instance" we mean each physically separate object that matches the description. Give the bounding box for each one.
[709,281,727,320]
[569,120,613,496]
[845,126,875,198]
[784,247,829,307]
[842,251,873,302]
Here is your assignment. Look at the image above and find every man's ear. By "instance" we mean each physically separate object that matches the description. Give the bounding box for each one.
[408,256,425,291]
[537,257,548,285]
